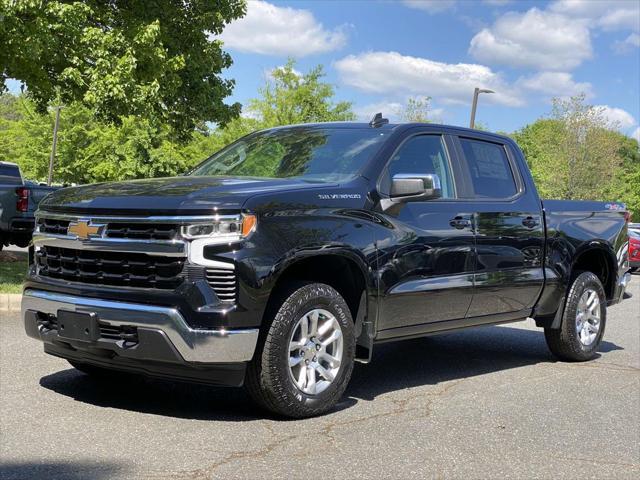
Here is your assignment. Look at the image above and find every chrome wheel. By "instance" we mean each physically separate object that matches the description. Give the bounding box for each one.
[288,308,344,395]
[576,288,601,346]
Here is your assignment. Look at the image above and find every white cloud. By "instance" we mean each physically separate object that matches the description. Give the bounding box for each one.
[265,65,302,81]
[632,127,640,142]
[550,0,640,32]
[402,0,456,13]
[334,51,523,107]
[469,8,592,71]
[355,99,445,123]
[518,72,593,99]
[218,1,347,57]
[355,101,404,122]
[595,105,637,130]
[613,33,640,54]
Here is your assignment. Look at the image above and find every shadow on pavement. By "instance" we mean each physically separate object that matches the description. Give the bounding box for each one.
[0,461,124,480]
[39,324,622,420]
[347,324,622,401]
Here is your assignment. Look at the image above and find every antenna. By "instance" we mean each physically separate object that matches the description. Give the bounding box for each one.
[369,112,389,128]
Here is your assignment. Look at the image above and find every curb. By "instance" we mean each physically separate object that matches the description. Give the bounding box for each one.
[0,294,22,313]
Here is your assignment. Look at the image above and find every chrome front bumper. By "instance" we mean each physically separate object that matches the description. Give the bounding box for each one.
[22,290,259,363]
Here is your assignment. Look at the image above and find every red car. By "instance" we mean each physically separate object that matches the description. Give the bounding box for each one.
[629,226,640,272]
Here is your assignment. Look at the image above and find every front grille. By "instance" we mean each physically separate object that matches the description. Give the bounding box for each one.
[105,223,178,240]
[205,268,237,302]
[37,218,70,235]
[36,218,179,241]
[36,246,185,289]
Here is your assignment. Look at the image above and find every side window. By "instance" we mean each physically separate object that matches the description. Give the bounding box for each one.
[459,138,517,198]
[386,135,455,198]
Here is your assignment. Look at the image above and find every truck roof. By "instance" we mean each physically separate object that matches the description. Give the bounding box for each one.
[263,121,513,144]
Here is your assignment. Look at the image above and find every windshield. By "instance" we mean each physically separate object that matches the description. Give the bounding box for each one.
[190,127,388,182]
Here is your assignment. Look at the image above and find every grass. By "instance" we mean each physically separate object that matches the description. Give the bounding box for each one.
[0,251,28,294]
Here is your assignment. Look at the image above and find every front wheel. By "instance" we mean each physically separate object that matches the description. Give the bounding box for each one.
[544,271,606,362]
[245,282,356,418]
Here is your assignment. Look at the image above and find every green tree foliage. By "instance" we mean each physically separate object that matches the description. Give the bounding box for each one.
[0,94,219,184]
[248,60,355,127]
[397,97,433,123]
[513,95,640,217]
[0,0,245,140]
[0,60,356,184]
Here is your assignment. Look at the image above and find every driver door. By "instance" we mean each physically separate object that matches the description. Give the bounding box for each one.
[376,132,476,333]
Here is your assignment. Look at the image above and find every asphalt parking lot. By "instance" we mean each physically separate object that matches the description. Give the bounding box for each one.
[1,278,639,480]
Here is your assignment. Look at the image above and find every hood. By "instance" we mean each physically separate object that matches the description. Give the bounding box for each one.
[39,176,336,215]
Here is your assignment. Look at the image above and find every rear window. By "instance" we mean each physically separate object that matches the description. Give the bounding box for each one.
[459,138,517,199]
[0,164,22,185]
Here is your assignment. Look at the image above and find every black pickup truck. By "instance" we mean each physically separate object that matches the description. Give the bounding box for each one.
[23,120,632,418]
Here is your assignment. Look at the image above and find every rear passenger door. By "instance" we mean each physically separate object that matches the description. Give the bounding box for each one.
[454,135,545,318]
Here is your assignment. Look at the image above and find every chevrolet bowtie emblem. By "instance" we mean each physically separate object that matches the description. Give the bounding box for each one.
[67,221,105,240]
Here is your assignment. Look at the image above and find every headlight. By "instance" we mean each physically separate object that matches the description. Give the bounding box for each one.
[181,214,257,241]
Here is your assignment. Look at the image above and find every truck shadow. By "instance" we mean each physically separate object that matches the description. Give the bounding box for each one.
[0,461,124,480]
[346,324,622,402]
[39,324,623,420]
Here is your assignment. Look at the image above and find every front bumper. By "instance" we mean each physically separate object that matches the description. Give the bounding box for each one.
[23,289,260,384]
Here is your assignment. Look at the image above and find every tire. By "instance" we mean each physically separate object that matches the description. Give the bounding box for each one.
[544,271,607,362]
[245,282,356,418]
[12,234,31,248]
[630,267,638,273]
[68,360,120,379]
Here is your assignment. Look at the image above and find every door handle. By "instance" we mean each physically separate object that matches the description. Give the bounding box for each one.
[449,216,471,229]
[522,216,540,229]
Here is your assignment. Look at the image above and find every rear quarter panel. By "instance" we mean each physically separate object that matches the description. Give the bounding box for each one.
[537,200,628,316]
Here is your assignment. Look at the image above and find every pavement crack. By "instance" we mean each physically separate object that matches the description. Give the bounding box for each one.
[153,432,298,480]
[320,379,463,442]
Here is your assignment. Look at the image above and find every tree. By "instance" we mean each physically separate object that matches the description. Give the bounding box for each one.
[0,0,246,140]
[512,95,640,217]
[247,60,355,127]
[0,94,218,184]
[0,61,357,185]
[397,97,432,123]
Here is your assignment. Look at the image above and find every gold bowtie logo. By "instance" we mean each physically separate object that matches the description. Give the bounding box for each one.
[67,221,105,240]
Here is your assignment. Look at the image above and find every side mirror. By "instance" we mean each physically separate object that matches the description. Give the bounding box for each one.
[390,174,442,202]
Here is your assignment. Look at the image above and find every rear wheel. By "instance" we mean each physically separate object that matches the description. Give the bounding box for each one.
[245,282,356,418]
[544,271,606,362]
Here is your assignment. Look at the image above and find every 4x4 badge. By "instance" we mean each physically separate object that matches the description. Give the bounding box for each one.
[67,221,105,240]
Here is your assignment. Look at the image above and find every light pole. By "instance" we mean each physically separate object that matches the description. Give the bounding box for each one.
[47,105,62,186]
[469,87,494,129]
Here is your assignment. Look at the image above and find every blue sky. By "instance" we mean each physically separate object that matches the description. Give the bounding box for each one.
[218,0,640,138]
[7,0,639,138]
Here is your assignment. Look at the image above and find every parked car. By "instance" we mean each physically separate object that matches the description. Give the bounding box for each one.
[629,223,640,272]
[22,120,632,418]
[0,161,59,250]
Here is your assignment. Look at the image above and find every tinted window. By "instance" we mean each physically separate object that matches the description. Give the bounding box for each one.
[387,135,454,198]
[0,164,22,185]
[459,138,517,198]
[190,127,389,182]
